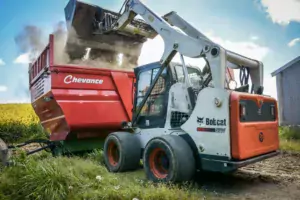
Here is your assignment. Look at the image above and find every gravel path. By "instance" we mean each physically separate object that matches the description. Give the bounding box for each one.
[196,151,300,200]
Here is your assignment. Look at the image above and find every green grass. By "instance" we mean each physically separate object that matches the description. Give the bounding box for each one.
[1,103,300,200]
[0,104,212,200]
[279,126,300,152]
[0,150,209,200]
[279,126,300,140]
[279,139,300,152]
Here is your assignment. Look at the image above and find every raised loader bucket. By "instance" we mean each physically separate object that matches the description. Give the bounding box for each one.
[64,0,157,65]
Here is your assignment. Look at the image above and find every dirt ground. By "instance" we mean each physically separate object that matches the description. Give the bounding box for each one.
[197,151,300,200]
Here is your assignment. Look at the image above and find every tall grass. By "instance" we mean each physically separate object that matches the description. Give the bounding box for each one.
[279,126,300,152]
[279,139,300,152]
[279,126,300,140]
[0,104,211,200]
[0,150,209,200]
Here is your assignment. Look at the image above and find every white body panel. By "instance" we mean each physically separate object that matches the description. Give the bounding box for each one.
[133,83,191,148]
[164,83,192,129]
[134,128,185,148]
[133,85,231,160]
[181,87,231,158]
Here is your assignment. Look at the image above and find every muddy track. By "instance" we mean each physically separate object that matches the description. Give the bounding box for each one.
[195,151,300,200]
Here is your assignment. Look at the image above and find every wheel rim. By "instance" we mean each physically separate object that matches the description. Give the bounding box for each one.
[149,148,169,179]
[107,141,120,167]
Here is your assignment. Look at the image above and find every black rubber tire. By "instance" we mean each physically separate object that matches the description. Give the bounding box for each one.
[143,135,196,183]
[0,138,11,166]
[103,132,141,172]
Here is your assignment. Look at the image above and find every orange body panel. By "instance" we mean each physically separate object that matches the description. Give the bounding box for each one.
[230,91,279,160]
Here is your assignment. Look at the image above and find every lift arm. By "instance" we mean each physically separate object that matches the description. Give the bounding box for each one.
[111,0,263,89]
[107,0,264,125]
[111,0,209,64]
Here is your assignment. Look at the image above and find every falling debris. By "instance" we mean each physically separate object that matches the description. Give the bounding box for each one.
[52,21,71,65]
[14,22,141,71]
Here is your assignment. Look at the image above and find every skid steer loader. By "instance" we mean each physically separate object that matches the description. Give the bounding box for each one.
[62,0,279,182]
[96,0,279,183]
[1,0,277,183]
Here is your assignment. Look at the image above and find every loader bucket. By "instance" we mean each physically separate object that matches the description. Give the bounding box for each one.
[64,0,157,64]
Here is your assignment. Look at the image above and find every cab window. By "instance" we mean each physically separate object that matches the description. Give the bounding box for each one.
[174,65,202,89]
[136,67,167,117]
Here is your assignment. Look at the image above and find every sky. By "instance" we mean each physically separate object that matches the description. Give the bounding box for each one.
[0,0,299,103]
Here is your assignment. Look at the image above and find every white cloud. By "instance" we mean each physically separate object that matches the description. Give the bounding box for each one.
[0,98,30,104]
[260,0,300,25]
[0,85,8,92]
[206,31,270,61]
[251,36,259,41]
[139,32,269,65]
[138,36,164,65]
[288,38,300,47]
[14,53,30,64]
[263,76,277,99]
[0,59,5,66]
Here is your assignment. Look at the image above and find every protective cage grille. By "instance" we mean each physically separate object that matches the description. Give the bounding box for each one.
[170,111,190,128]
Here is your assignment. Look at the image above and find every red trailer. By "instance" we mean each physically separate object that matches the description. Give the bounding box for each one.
[27,34,136,155]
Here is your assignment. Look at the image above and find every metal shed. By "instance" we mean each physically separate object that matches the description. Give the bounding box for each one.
[271,56,300,126]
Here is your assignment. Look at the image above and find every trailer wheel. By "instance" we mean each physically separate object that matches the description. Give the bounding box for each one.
[104,132,141,172]
[0,138,11,166]
[143,135,195,183]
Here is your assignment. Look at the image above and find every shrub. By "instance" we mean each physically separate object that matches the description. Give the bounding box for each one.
[279,126,300,141]
[0,104,47,143]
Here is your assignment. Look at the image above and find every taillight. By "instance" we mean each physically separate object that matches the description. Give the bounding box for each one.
[240,103,246,119]
[270,105,276,119]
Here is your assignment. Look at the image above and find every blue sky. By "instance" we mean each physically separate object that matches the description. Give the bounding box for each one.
[0,0,299,102]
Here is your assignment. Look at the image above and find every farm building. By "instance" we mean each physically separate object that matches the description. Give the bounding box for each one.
[271,56,300,126]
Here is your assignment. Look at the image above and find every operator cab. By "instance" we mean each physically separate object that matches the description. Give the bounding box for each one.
[132,57,243,130]
[133,61,203,129]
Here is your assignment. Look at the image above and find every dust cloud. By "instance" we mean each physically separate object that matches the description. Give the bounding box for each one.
[14,25,47,63]
[52,23,138,71]
[14,21,141,71]
[52,21,71,65]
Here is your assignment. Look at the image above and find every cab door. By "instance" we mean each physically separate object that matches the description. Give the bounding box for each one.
[133,62,171,129]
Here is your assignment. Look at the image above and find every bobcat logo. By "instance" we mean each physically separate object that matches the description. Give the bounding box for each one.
[197,117,204,125]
